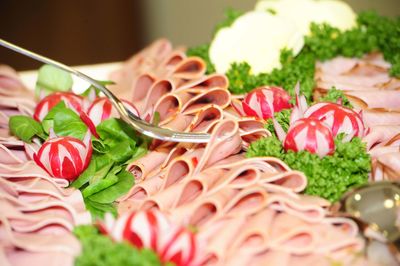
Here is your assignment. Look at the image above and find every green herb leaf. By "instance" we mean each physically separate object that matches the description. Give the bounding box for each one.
[41,101,67,133]
[88,170,134,204]
[90,159,114,185]
[104,140,136,163]
[53,109,87,140]
[91,138,110,153]
[35,64,73,97]
[82,171,119,198]
[42,101,87,139]
[96,118,139,149]
[9,115,47,143]
[71,158,97,189]
[83,199,117,219]
[126,143,148,165]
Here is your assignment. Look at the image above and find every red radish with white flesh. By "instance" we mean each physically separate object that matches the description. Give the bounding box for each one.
[159,226,199,266]
[33,131,92,181]
[236,86,291,119]
[101,210,200,266]
[104,210,170,251]
[33,92,84,121]
[284,118,335,157]
[87,97,140,126]
[304,102,365,142]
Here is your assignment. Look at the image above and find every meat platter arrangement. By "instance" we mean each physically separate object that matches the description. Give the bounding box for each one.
[1,0,400,265]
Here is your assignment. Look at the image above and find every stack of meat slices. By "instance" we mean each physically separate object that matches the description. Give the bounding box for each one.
[0,66,91,266]
[110,40,374,266]
[314,53,400,181]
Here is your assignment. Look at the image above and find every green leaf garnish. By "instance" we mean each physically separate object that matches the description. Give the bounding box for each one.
[35,64,73,97]
[88,170,135,204]
[71,159,97,189]
[83,199,117,219]
[82,171,119,198]
[96,118,139,148]
[42,101,87,139]
[9,115,47,143]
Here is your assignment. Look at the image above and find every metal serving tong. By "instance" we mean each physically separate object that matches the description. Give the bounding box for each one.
[334,181,400,262]
[0,38,211,143]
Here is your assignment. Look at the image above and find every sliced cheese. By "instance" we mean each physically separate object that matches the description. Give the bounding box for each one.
[209,11,304,74]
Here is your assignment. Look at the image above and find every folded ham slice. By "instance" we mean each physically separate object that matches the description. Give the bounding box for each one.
[316,53,400,183]
[345,90,400,110]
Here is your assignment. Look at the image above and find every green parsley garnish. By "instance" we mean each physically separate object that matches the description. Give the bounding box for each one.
[265,109,292,135]
[246,135,370,202]
[318,87,353,108]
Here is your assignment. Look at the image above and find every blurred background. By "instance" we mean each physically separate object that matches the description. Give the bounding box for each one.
[1,0,399,70]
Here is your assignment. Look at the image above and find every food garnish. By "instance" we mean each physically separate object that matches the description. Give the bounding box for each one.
[9,66,148,218]
[74,225,163,266]
[101,210,200,266]
[247,134,370,202]
[304,102,365,142]
[33,131,92,181]
[283,117,335,157]
[234,86,291,119]
[190,10,400,100]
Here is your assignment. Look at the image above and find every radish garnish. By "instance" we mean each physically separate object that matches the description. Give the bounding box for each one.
[239,86,291,119]
[304,102,365,142]
[33,92,84,121]
[33,131,92,181]
[160,226,199,266]
[101,210,201,266]
[87,97,140,126]
[284,117,335,157]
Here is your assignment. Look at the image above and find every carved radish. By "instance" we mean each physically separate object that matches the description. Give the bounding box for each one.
[304,102,365,142]
[234,86,291,119]
[101,210,200,266]
[284,118,335,157]
[33,131,92,181]
[87,97,140,126]
[104,210,170,251]
[33,92,84,121]
[159,227,199,266]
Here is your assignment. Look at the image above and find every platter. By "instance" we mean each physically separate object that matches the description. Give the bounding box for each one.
[1,0,400,266]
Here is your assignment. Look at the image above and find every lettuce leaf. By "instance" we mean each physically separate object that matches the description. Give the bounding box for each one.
[35,64,73,97]
[9,115,47,143]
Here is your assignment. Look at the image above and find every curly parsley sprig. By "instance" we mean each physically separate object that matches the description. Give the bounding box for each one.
[246,135,370,202]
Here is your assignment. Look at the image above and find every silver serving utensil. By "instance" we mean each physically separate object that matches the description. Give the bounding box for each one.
[0,38,211,143]
[337,181,400,262]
